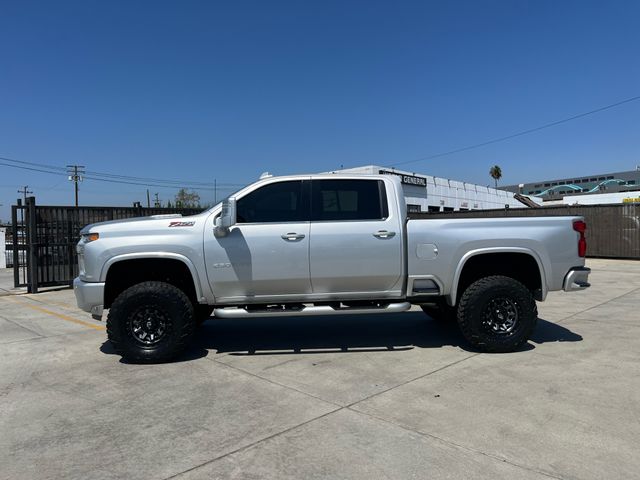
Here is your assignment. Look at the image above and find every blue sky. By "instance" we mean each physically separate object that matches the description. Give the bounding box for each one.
[1,0,639,221]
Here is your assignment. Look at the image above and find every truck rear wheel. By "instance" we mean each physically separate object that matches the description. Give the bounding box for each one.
[457,275,537,353]
[106,281,195,363]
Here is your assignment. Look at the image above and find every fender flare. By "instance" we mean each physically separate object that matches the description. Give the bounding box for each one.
[100,252,206,302]
[448,247,548,306]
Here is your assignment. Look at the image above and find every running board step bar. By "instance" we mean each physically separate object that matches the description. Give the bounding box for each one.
[213,302,411,319]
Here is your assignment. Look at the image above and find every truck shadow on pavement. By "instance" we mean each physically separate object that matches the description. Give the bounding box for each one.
[101,313,582,363]
[164,312,582,361]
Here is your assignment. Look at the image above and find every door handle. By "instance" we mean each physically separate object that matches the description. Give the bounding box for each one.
[281,232,305,241]
[373,230,396,239]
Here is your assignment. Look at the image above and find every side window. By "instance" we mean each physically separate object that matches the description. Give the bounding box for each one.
[236,181,308,223]
[311,180,388,221]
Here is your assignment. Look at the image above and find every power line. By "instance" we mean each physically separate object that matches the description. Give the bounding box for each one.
[81,173,237,191]
[83,169,224,187]
[0,160,243,191]
[389,95,640,168]
[0,156,67,172]
[0,162,68,177]
[0,156,243,188]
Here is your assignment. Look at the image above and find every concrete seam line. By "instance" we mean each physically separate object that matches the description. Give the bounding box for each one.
[346,407,566,480]
[165,355,481,479]
[211,351,480,411]
[0,311,44,337]
[209,357,343,408]
[1,334,43,345]
[0,328,102,345]
[31,375,102,406]
[161,407,344,480]
[6,296,105,331]
[345,353,481,409]
[556,286,640,325]
[22,294,84,312]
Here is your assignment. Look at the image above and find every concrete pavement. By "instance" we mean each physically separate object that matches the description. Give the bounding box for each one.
[0,259,639,479]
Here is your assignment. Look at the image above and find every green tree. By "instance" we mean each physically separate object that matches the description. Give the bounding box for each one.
[489,165,503,189]
[174,189,201,208]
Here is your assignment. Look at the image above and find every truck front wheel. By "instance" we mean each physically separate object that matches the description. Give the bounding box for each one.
[106,281,195,363]
[457,275,537,353]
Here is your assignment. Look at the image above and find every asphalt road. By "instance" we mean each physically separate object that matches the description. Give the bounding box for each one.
[1,259,639,480]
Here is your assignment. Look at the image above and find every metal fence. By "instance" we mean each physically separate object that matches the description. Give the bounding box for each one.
[410,203,640,259]
[10,197,203,292]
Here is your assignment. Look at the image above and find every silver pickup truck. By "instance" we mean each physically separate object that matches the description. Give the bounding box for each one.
[74,174,590,362]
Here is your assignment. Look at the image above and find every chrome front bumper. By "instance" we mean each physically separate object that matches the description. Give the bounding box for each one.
[563,267,591,292]
[73,277,105,319]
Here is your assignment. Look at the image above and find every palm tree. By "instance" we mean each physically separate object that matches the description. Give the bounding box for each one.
[489,165,502,189]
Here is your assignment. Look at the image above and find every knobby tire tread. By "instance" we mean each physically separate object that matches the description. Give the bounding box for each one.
[457,275,537,353]
[107,281,194,363]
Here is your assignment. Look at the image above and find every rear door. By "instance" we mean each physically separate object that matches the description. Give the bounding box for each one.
[309,179,403,296]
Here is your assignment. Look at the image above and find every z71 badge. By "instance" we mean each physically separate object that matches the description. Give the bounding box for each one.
[168,221,195,227]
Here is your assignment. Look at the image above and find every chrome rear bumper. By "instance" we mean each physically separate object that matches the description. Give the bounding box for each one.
[563,267,591,292]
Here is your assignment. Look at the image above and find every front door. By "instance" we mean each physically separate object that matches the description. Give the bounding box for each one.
[204,180,311,303]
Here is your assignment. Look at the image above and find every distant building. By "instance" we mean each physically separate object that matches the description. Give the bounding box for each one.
[327,165,524,212]
[502,169,640,204]
[557,191,640,206]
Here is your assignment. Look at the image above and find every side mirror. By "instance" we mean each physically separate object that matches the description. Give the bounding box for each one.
[214,197,237,237]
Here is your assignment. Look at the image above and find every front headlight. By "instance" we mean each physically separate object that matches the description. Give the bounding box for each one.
[81,232,100,243]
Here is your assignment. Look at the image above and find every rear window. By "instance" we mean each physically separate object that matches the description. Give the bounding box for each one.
[311,180,388,221]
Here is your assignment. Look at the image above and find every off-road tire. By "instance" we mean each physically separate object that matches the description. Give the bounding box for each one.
[194,304,214,326]
[420,300,457,322]
[107,281,195,363]
[457,275,537,353]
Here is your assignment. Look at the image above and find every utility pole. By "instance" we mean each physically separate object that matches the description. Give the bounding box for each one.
[146,189,151,208]
[18,186,33,204]
[154,193,161,207]
[214,179,217,204]
[66,165,85,207]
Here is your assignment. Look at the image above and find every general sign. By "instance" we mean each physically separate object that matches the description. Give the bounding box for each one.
[378,169,427,187]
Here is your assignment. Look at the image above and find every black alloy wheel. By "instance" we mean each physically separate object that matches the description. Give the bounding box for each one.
[482,297,519,335]
[457,275,537,353]
[107,281,195,363]
[128,305,170,345]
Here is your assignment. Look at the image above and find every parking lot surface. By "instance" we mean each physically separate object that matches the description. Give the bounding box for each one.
[1,259,639,480]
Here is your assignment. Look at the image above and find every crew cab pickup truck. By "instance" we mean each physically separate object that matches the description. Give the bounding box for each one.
[74,174,591,362]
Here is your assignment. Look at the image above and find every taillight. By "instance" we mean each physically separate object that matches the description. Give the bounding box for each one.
[573,220,587,257]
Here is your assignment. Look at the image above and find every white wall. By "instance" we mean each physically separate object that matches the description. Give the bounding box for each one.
[328,165,523,211]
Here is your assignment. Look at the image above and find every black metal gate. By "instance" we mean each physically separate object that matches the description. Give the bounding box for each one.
[12,197,203,292]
